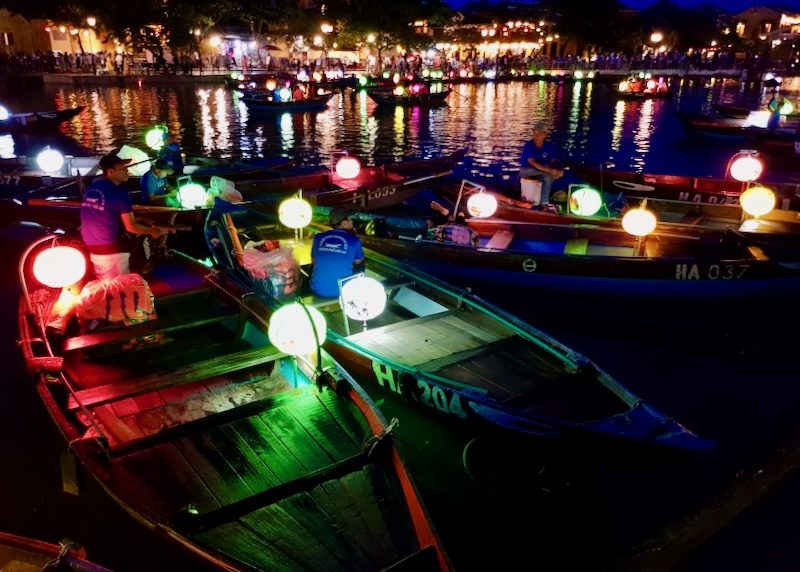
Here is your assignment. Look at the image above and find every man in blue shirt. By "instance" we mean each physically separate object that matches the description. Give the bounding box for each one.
[519,122,564,206]
[158,132,184,174]
[140,157,177,206]
[81,150,173,279]
[309,207,365,298]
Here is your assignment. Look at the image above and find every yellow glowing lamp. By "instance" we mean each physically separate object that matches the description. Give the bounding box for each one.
[467,192,498,218]
[392,73,400,84]
[265,79,277,91]
[278,197,312,229]
[569,188,603,216]
[740,185,775,217]
[37,148,64,174]
[0,105,8,121]
[335,156,361,179]
[145,127,167,150]
[622,208,657,237]
[268,303,327,356]
[780,99,794,115]
[177,182,208,209]
[393,86,405,96]
[340,276,387,322]
[619,80,629,92]
[33,245,86,287]
[279,87,291,102]
[730,152,763,182]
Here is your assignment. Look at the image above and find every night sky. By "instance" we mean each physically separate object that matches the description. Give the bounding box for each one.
[449,0,800,12]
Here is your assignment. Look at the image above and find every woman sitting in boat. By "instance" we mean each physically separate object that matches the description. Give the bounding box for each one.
[292,84,306,101]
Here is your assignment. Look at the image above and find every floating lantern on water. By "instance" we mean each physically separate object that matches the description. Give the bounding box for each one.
[278,197,312,229]
[268,302,327,356]
[569,187,603,216]
[37,147,64,174]
[340,275,387,327]
[740,185,775,218]
[33,245,86,288]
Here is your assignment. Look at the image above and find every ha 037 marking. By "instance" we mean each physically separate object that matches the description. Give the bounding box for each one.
[675,263,750,280]
[676,191,739,205]
[371,361,468,419]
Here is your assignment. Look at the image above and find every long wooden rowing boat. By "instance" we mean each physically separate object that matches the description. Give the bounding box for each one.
[206,200,714,452]
[0,105,85,134]
[0,531,111,571]
[17,224,453,572]
[240,92,335,113]
[366,88,451,107]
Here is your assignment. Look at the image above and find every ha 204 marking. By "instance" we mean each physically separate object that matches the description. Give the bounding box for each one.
[675,263,750,280]
[371,361,468,419]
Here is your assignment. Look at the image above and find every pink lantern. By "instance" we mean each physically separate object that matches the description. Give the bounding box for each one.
[335,156,361,179]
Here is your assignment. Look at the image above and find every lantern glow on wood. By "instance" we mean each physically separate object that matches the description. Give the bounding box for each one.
[33,245,86,288]
[340,276,387,324]
[622,208,657,237]
[177,182,208,209]
[730,151,763,183]
[569,187,603,216]
[268,303,327,356]
[466,192,498,218]
[740,185,775,218]
[278,198,312,229]
[334,156,361,180]
[37,148,65,174]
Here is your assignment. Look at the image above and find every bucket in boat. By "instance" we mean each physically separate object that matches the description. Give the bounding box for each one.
[520,178,542,204]
[89,252,130,281]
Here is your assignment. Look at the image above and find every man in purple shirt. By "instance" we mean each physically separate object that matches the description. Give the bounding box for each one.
[309,207,365,298]
[519,122,565,206]
[81,150,173,279]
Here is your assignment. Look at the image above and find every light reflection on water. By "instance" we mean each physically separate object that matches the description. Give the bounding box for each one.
[0,77,797,179]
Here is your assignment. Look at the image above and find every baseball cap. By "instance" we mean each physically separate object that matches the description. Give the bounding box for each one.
[329,207,351,227]
[533,121,548,132]
[98,151,132,172]
[153,157,175,174]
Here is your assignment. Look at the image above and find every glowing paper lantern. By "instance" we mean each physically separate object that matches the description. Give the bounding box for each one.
[145,127,167,150]
[569,188,603,216]
[646,79,656,90]
[278,198,312,229]
[740,185,775,217]
[0,105,8,121]
[393,86,405,96]
[335,156,361,179]
[340,276,387,322]
[467,192,498,218]
[730,152,763,182]
[265,79,277,91]
[177,182,208,209]
[780,99,794,115]
[358,76,368,87]
[622,208,657,237]
[268,303,327,356]
[279,87,291,102]
[618,81,629,92]
[37,148,64,174]
[33,245,86,288]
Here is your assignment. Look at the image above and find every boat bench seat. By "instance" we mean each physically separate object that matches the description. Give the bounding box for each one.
[66,345,285,411]
[485,230,515,250]
[62,306,236,353]
[564,237,589,255]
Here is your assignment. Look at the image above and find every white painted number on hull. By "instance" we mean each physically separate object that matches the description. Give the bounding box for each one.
[675,263,750,280]
[371,361,467,419]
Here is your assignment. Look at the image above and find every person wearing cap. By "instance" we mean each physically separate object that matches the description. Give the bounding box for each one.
[309,207,365,298]
[81,151,174,280]
[140,157,178,206]
[157,132,184,175]
[519,121,564,207]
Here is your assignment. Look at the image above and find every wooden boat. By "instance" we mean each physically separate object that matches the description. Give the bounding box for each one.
[0,105,85,133]
[17,224,453,572]
[711,101,800,121]
[206,200,714,452]
[240,91,335,113]
[566,162,800,211]
[366,87,451,107]
[0,531,112,571]
[609,87,672,101]
[674,110,800,141]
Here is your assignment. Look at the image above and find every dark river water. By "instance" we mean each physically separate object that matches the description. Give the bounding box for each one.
[2,76,800,571]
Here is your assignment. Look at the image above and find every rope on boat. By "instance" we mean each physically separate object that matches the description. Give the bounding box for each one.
[363,417,399,457]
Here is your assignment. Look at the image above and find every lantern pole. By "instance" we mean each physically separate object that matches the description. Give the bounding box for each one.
[296,298,324,384]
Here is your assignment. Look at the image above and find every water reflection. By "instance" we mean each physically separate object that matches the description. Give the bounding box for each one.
[0,77,797,179]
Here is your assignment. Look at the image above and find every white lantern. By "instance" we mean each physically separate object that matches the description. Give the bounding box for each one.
[394,86,405,96]
[740,185,775,218]
[33,245,86,288]
[177,182,208,209]
[145,127,166,150]
[0,105,8,121]
[268,303,327,356]
[618,81,629,92]
[569,188,603,216]
[279,198,313,229]
[279,87,291,102]
[730,152,763,183]
[466,192,498,218]
[37,148,65,174]
[622,208,657,237]
[335,157,361,180]
[340,276,387,322]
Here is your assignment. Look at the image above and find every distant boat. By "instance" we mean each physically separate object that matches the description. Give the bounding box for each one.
[240,91,335,112]
[0,105,85,133]
[0,531,112,572]
[366,87,451,106]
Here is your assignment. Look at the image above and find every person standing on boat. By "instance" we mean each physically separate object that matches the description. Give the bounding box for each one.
[309,207,364,298]
[519,122,564,207]
[158,132,184,175]
[139,157,178,206]
[81,151,173,280]
[768,92,783,129]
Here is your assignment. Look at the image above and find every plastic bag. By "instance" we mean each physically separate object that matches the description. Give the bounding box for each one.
[75,273,156,332]
[242,241,301,300]
[209,176,243,204]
